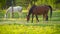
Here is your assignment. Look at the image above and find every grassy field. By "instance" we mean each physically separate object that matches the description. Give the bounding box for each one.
[0,10,60,34]
[0,24,60,34]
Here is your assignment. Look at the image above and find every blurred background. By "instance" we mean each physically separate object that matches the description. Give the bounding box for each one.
[0,0,60,34]
[0,0,60,22]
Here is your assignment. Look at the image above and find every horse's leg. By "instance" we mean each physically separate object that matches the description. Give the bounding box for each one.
[35,15,39,22]
[5,13,7,18]
[32,14,34,23]
[18,12,20,18]
[18,11,22,18]
[46,15,48,21]
[18,9,22,18]
[5,11,8,18]
[43,14,45,21]
[10,12,12,18]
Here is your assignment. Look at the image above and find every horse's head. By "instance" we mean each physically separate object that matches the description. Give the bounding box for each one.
[26,15,30,22]
[32,5,36,9]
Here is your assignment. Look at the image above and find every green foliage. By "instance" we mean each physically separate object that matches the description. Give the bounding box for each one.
[0,0,6,9]
[0,0,60,9]
[0,10,5,18]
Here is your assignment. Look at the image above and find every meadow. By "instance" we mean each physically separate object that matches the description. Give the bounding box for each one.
[0,10,60,34]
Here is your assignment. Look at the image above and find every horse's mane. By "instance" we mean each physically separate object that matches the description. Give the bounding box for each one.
[28,5,37,16]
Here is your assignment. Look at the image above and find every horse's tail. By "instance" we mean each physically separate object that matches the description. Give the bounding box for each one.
[48,5,52,18]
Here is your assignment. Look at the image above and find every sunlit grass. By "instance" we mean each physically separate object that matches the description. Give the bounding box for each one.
[0,24,60,34]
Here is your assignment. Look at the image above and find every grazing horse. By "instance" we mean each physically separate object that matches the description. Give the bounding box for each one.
[27,5,52,23]
[5,6,22,18]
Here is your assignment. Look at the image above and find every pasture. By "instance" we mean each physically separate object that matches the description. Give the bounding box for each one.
[0,10,60,34]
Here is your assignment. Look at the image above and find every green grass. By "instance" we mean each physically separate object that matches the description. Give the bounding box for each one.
[0,24,60,34]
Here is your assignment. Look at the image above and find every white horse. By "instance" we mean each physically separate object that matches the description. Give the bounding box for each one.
[5,6,23,18]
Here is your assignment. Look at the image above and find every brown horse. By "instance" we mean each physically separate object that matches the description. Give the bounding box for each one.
[27,5,52,23]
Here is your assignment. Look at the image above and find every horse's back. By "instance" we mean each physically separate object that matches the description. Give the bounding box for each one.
[7,6,22,12]
[33,5,49,15]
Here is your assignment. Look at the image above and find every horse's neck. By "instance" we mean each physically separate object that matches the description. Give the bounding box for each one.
[27,6,35,16]
[27,9,32,17]
[32,6,36,8]
[28,12,31,16]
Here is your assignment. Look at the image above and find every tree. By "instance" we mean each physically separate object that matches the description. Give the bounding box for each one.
[6,0,16,9]
[0,0,6,9]
[54,0,60,9]
[55,0,60,4]
[30,0,37,6]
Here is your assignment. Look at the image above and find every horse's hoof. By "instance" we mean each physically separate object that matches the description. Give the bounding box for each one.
[45,20,48,21]
[36,21,39,23]
[38,21,39,22]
